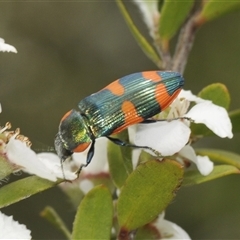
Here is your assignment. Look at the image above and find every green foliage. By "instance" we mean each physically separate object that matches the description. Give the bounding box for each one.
[198,83,230,110]
[183,165,239,186]
[115,0,161,67]
[108,131,133,188]
[159,0,194,41]
[117,159,183,231]
[183,149,240,186]
[196,148,240,169]
[0,155,15,180]
[197,1,240,25]
[229,109,240,133]
[0,176,58,208]
[135,224,160,240]
[40,206,71,239]
[72,185,113,240]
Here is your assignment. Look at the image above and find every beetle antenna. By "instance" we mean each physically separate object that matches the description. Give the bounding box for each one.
[61,157,66,181]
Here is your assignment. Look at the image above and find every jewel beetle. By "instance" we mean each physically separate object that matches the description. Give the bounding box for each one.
[55,71,184,176]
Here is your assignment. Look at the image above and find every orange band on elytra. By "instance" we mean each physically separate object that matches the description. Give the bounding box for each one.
[73,142,91,153]
[103,79,125,96]
[142,71,162,82]
[113,100,143,134]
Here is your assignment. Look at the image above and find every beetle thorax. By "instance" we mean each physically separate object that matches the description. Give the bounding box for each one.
[59,109,92,152]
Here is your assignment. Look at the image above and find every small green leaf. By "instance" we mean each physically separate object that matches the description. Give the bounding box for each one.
[229,109,240,133]
[198,83,230,110]
[0,156,15,180]
[117,159,183,231]
[183,165,240,186]
[138,150,154,164]
[0,176,58,208]
[196,148,240,169]
[135,224,160,240]
[115,0,161,67]
[40,206,71,240]
[108,131,133,188]
[196,1,240,25]
[159,0,194,41]
[60,182,84,210]
[72,185,113,240]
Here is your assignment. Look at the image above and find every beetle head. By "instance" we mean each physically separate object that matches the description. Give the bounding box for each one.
[54,132,73,162]
[54,109,92,162]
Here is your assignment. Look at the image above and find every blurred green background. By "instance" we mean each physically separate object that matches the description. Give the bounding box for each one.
[0,2,240,239]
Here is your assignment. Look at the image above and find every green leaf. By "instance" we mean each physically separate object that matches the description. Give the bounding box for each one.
[0,176,58,208]
[191,83,231,137]
[0,156,15,180]
[159,0,194,41]
[60,182,84,210]
[40,206,71,240]
[183,165,239,186]
[108,131,133,188]
[115,0,161,67]
[229,109,240,133]
[196,1,240,25]
[135,224,160,240]
[117,159,183,231]
[196,148,240,169]
[72,185,113,240]
[198,83,230,110]
[138,150,154,164]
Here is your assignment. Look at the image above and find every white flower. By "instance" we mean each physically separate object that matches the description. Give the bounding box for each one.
[0,38,17,53]
[132,120,191,157]
[178,145,213,176]
[0,211,31,239]
[153,212,191,239]
[6,138,76,181]
[133,90,233,175]
[133,0,159,38]
[37,152,76,180]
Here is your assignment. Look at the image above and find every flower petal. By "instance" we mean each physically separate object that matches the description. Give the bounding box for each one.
[185,101,233,138]
[6,138,57,181]
[153,213,191,239]
[37,152,76,181]
[195,155,214,176]
[134,121,190,156]
[178,90,206,103]
[179,145,213,175]
[0,211,31,239]
[0,38,17,53]
[128,125,141,169]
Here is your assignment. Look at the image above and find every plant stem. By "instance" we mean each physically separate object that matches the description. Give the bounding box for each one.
[171,12,200,74]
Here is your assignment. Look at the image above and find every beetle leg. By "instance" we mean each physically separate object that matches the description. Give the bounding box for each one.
[107,136,162,158]
[142,116,193,123]
[75,139,96,177]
